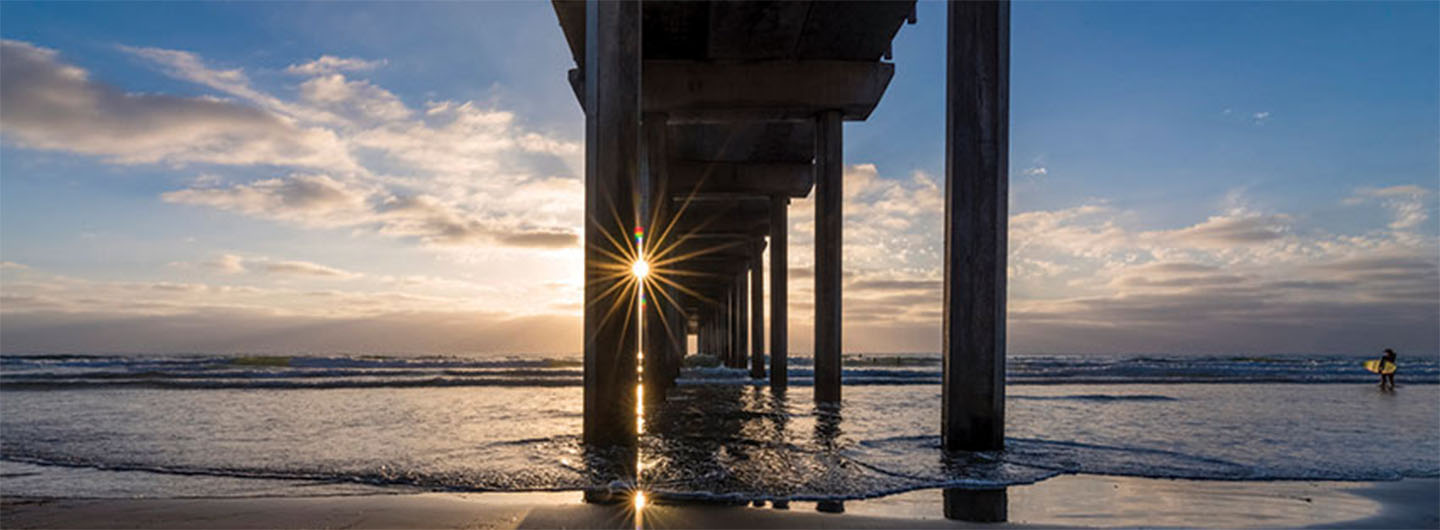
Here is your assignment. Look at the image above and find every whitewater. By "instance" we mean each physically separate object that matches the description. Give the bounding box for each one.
[2,353,1436,500]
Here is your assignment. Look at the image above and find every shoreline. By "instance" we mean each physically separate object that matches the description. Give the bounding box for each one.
[3,475,1435,529]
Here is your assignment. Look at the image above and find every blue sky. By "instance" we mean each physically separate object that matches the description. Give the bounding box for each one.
[1,1,1436,355]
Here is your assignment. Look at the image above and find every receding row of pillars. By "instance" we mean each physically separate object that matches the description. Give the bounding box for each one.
[582,0,1008,460]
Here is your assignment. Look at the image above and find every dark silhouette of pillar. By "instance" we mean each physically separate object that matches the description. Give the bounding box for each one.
[770,194,788,390]
[750,245,765,379]
[944,488,1007,522]
[942,0,1009,453]
[581,0,640,497]
[725,288,736,367]
[642,113,669,402]
[814,109,843,404]
[735,271,748,370]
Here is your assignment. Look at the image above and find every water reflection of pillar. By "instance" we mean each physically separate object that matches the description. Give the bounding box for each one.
[813,405,842,451]
[943,488,1007,522]
[812,403,844,513]
[758,387,794,510]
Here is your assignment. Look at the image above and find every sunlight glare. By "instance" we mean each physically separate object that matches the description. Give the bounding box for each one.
[632,259,650,279]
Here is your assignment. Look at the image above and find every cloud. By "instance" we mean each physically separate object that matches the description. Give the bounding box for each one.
[1151,213,1289,247]
[299,74,411,122]
[286,55,386,75]
[0,309,581,354]
[162,174,373,227]
[2,40,581,250]
[1023,167,1047,176]
[204,254,247,274]
[0,41,354,168]
[1252,111,1270,124]
[163,174,579,249]
[849,279,941,291]
[261,260,361,279]
[0,261,30,270]
[1345,185,1433,230]
[0,267,580,354]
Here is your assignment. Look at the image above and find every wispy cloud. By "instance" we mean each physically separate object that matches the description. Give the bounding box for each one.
[286,55,386,76]
[1345,185,1433,230]
[262,260,362,279]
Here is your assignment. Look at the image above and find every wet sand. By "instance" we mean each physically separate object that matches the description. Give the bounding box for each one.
[2,475,1435,529]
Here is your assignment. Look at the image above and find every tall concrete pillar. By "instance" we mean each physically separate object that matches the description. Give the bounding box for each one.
[668,294,686,382]
[642,113,670,402]
[581,0,641,459]
[813,109,843,404]
[703,311,710,357]
[730,280,742,368]
[769,194,789,390]
[721,289,730,366]
[750,246,765,379]
[942,0,1009,453]
[720,291,729,365]
[735,271,749,370]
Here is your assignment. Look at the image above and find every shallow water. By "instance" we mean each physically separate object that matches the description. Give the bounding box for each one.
[1,354,1436,499]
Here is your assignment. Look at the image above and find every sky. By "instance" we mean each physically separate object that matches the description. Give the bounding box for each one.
[1,1,1436,356]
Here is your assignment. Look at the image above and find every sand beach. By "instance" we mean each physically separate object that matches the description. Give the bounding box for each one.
[4,475,1436,529]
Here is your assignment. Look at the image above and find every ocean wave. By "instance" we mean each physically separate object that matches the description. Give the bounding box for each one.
[2,353,1436,391]
[1010,394,1179,402]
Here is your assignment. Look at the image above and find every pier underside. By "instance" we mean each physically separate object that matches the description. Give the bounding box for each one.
[557,0,1009,480]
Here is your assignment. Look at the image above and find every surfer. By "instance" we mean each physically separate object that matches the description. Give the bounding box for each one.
[1380,348,1397,388]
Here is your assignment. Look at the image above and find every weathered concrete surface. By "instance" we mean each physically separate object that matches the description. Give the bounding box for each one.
[554,1,913,64]
[813,109,843,404]
[581,0,641,458]
[769,194,789,390]
[667,161,813,198]
[750,247,765,379]
[942,0,1009,453]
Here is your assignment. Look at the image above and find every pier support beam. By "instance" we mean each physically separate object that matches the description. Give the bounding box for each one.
[942,0,1009,453]
[668,295,686,382]
[703,310,714,358]
[770,194,788,390]
[750,245,766,379]
[581,0,640,458]
[725,288,736,366]
[642,113,672,401]
[813,109,843,404]
[735,271,749,370]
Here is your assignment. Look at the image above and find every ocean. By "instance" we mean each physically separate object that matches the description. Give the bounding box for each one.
[2,353,1436,501]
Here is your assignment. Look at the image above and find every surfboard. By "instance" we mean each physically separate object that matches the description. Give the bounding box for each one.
[1364,360,1397,374]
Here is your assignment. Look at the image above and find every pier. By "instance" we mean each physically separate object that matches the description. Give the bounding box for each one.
[555,0,1010,472]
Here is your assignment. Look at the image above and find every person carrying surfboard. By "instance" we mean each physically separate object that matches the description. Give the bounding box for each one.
[1379,348,1398,388]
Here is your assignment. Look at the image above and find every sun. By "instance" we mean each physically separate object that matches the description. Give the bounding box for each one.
[631,258,650,280]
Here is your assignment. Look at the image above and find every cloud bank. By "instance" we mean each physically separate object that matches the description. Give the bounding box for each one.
[1,39,1435,356]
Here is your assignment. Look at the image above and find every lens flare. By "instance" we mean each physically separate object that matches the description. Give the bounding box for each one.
[632,259,650,279]
[634,491,647,510]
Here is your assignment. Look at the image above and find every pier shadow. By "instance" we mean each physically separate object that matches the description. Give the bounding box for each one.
[943,487,1008,522]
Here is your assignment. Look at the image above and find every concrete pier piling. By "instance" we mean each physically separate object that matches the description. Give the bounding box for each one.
[942,0,1009,453]
[813,109,843,404]
[769,194,788,390]
[579,0,640,464]
[750,247,765,379]
[735,271,749,370]
[557,0,1008,491]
